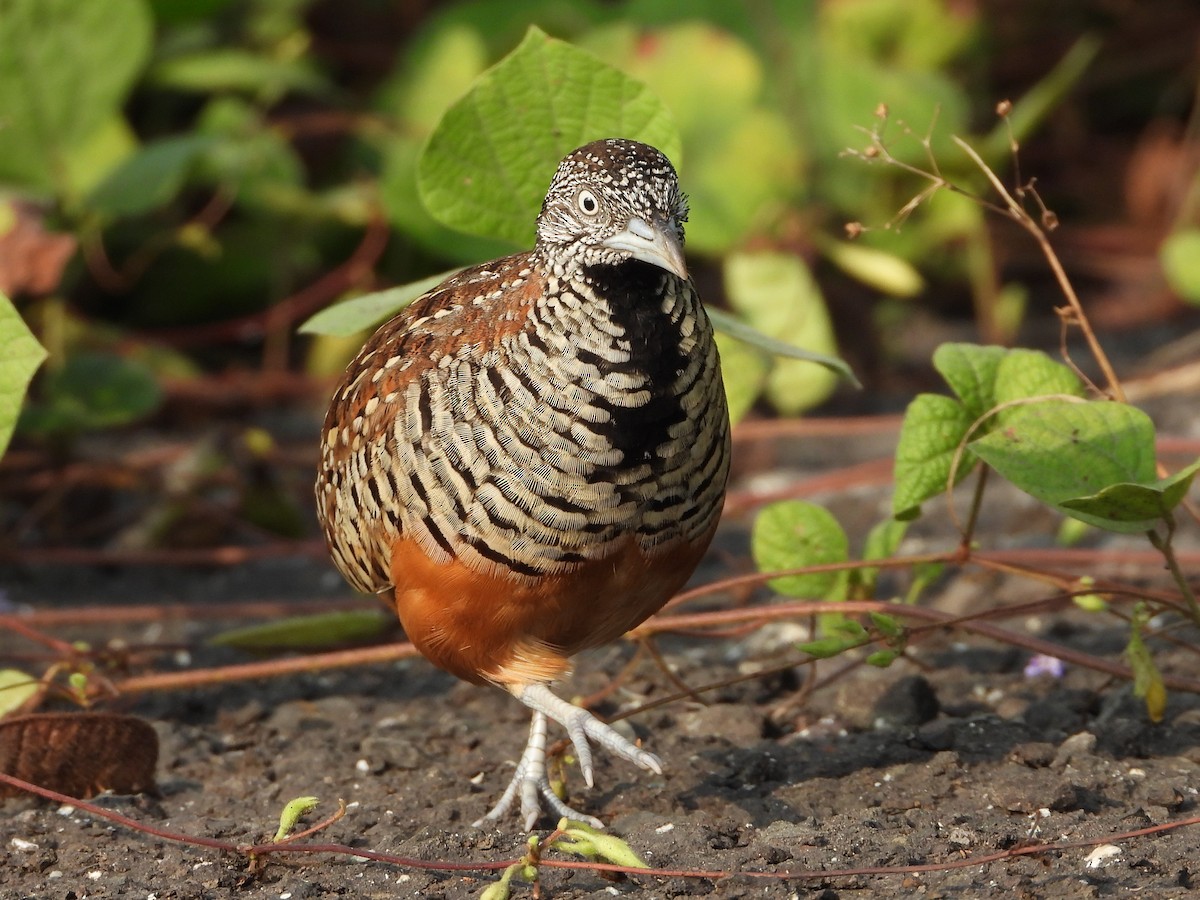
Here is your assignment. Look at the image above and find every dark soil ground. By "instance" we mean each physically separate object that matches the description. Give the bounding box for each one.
[3,403,1200,900]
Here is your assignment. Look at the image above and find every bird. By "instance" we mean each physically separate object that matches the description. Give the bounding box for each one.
[315,138,730,830]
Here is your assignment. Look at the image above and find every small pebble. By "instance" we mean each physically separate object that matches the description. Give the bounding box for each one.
[1052,731,1097,768]
[1084,844,1122,869]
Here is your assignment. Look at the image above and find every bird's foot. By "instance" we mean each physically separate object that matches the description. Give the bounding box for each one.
[472,683,661,831]
[472,710,603,830]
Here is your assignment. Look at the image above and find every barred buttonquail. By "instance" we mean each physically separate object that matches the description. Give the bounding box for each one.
[316,138,730,829]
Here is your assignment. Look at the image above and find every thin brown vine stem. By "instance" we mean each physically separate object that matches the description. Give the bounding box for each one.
[3,771,1197,884]
[108,641,421,696]
[664,547,1196,618]
[636,600,1200,693]
[0,616,79,656]
[950,135,1126,403]
[12,597,378,627]
[638,635,710,705]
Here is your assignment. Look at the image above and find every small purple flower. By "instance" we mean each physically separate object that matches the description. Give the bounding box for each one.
[1024,654,1066,679]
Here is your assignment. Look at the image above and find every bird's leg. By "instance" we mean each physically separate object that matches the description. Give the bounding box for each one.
[515,683,663,786]
[472,709,605,831]
[473,683,662,830]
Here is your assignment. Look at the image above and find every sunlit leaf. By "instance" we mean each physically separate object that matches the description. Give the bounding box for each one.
[210,610,393,651]
[1059,460,1200,528]
[588,21,802,253]
[931,342,1006,420]
[1161,228,1200,305]
[713,332,768,425]
[752,500,849,599]
[0,0,152,192]
[706,307,856,385]
[418,26,680,246]
[822,240,924,298]
[0,295,47,458]
[971,400,1180,533]
[274,796,319,842]
[0,669,39,717]
[555,820,649,868]
[722,251,844,413]
[892,393,975,520]
[992,349,1086,408]
[300,270,463,338]
[854,518,908,595]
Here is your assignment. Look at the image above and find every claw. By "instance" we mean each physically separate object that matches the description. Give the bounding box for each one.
[471,684,661,830]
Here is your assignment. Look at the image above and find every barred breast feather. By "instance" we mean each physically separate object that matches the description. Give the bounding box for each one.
[316,252,729,607]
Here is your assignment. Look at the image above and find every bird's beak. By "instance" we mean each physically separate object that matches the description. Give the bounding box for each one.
[602,216,688,280]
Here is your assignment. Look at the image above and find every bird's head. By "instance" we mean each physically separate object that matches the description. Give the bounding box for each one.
[535,138,689,280]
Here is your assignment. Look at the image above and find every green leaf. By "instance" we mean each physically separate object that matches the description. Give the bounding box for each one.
[751,500,849,599]
[19,352,162,434]
[821,240,924,298]
[865,649,900,668]
[273,796,319,842]
[907,561,945,604]
[855,518,908,595]
[812,52,969,185]
[210,610,393,652]
[931,343,1006,419]
[0,669,39,717]
[970,400,1172,533]
[89,134,218,218]
[798,635,861,659]
[892,393,975,520]
[63,115,140,197]
[705,307,858,386]
[1073,591,1108,613]
[869,611,905,641]
[1056,516,1093,547]
[480,876,514,900]
[380,135,520,263]
[721,251,846,413]
[829,618,869,641]
[712,331,769,426]
[821,0,976,72]
[299,269,463,337]
[587,21,801,253]
[195,97,306,200]
[0,0,153,192]
[555,821,648,868]
[992,349,1086,408]
[1161,228,1200,305]
[418,26,680,246]
[1059,459,1200,527]
[0,295,48,458]
[148,49,330,98]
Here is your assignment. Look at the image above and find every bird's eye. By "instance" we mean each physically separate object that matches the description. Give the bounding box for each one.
[576,189,599,215]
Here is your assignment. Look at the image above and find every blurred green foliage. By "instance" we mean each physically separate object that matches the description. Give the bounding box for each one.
[0,0,1103,450]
